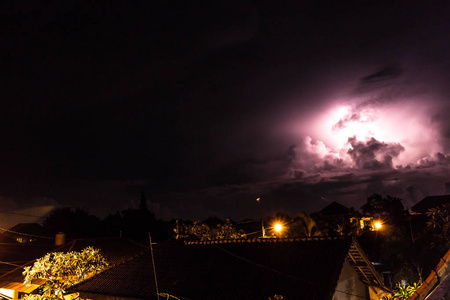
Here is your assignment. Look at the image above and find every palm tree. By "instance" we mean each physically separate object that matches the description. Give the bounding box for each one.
[288,212,322,237]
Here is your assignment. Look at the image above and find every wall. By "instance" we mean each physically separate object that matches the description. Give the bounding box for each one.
[333,258,368,300]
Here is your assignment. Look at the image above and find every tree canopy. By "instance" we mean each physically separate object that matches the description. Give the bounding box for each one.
[177,219,246,241]
[43,207,102,238]
[361,194,405,223]
[23,247,109,300]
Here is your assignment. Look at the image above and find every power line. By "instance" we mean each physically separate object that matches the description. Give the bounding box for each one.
[0,261,24,267]
[0,227,54,240]
[0,209,46,219]
[214,245,367,299]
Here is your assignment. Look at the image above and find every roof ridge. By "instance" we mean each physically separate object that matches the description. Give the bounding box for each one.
[69,237,150,250]
[185,236,350,245]
[69,249,149,291]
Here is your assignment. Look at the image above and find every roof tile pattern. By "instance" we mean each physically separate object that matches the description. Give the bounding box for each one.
[0,237,149,283]
[74,238,352,300]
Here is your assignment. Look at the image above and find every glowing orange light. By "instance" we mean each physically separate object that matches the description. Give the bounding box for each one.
[374,221,382,230]
[274,223,283,232]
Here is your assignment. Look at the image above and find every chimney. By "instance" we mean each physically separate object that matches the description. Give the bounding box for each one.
[55,232,66,246]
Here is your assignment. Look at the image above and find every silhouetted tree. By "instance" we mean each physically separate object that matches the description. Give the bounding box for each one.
[121,208,156,244]
[139,192,148,211]
[426,204,450,250]
[287,212,321,237]
[361,194,405,224]
[101,211,122,237]
[43,207,101,238]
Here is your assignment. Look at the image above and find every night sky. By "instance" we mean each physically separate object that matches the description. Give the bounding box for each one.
[2,1,450,224]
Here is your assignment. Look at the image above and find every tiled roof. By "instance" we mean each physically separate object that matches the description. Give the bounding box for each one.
[57,237,149,267]
[0,243,57,277]
[74,237,353,300]
[8,223,45,235]
[0,237,149,284]
[319,201,350,216]
[412,195,450,213]
[408,246,450,300]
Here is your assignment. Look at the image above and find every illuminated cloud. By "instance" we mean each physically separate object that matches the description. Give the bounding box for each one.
[347,137,404,170]
[286,62,447,177]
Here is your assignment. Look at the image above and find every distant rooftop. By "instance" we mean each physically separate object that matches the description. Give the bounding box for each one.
[411,195,450,213]
[320,201,350,215]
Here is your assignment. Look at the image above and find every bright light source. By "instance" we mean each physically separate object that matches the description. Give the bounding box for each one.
[374,221,382,230]
[274,223,283,232]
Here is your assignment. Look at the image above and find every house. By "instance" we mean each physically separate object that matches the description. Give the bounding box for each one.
[411,195,450,214]
[5,223,46,244]
[0,237,149,300]
[0,206,55,231]
[320,201,350,216]
[318,201,375,234]
[72,237,391,300]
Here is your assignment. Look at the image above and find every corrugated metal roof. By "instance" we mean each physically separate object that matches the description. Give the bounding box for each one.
[74,237,353,300]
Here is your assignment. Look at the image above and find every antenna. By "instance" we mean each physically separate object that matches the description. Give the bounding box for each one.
[149,233,160,300]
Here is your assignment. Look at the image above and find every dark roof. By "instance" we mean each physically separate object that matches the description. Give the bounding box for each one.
[411,195,450,213]
[74,237,353,300]
[57,237,149,267]
[0,242,56,276]
[0,237,148,283]
[320,201,350,215]
[0,232,20,244]
[8,223,45,235]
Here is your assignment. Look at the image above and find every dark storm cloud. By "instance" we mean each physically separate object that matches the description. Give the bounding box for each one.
[147,161,450,221]
[355,64,404,94]
[362,65,403,83]
[332,113,364,131]
[2,1,450,223]
[287,141,345,173]
[148,1,450,220]
[347,137,405,169]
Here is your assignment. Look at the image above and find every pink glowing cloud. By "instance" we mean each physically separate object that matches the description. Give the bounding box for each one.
[287,84,445,174]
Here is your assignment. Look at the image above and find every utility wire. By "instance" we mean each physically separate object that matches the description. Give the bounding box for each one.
[149,233,160,300]
[0,227,54,240]
[0,242,54,246]
[0,260,24,267]
[0,209,46,219]
[214,245,367,299]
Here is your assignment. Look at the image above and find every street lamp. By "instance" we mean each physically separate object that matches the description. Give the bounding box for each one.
[274,223,283,233]
[374,221,382,230]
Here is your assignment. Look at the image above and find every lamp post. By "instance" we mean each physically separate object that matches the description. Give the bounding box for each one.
[257,197,266,238]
